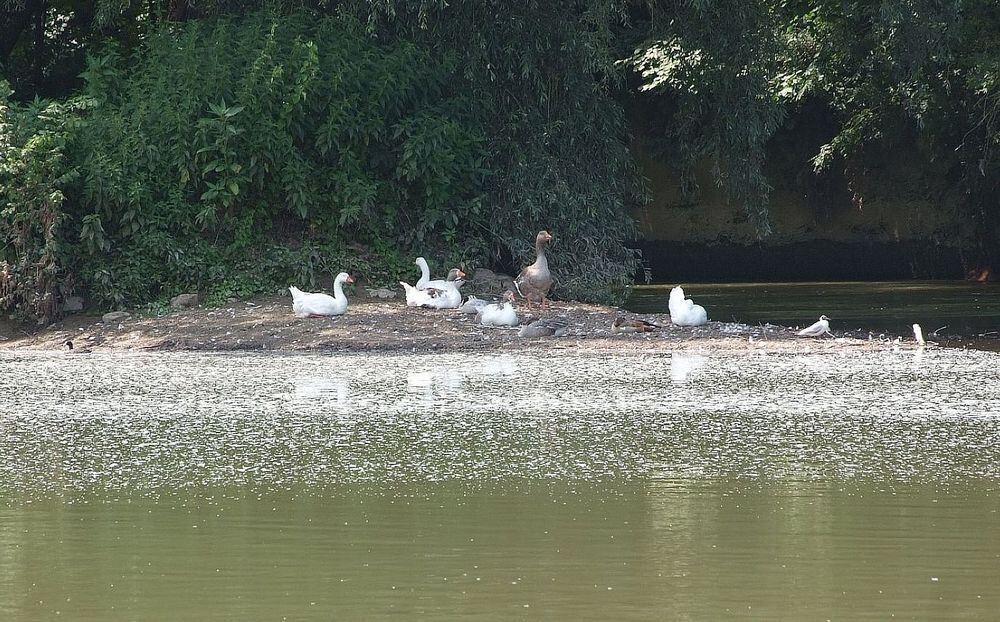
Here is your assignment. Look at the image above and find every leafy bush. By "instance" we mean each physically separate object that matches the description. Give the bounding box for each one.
[0,82,93,323]
[0,8,643,323]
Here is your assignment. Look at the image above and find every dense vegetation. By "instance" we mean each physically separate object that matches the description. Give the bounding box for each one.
[2,1,1000,323]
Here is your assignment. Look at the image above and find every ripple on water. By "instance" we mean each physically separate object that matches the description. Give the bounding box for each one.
[1,349,999,498]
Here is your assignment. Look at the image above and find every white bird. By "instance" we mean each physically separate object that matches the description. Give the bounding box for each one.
[413,257,431,290]
[913,323,926,346]
[289,272,354,318]
[478,292,519,327]
[401,282,432,307]
[400,268,466,309]
[668,286,708,326]
[400,257,433,306]
[797,315,832,337]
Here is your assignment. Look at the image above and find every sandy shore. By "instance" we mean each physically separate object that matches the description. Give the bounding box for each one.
[0,296,927,355]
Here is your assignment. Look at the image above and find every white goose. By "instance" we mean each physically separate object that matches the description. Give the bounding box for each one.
[413,257,431,290]
[400,257,433,306]
[478,292,519,327]
[420,268,466,309]
[668,286,708,327]
[289,272,354,317]
[400,268,466,309]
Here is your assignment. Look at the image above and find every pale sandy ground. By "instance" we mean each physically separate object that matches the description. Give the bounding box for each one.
[0,297,925,355]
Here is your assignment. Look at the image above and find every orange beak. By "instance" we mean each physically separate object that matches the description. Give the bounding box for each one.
[457,270,467,279]
[544,231,553,242]
[346,275,355,284]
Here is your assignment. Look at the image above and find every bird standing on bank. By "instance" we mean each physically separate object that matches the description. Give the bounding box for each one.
[514,231,554,309]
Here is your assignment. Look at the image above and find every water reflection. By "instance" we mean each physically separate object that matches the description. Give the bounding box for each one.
[1,350,999,619]
[1,350,998,495]
[293,376,350,406]
[670,352,706,384]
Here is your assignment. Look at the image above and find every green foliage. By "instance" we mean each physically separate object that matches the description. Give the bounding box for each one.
[625,0,1000,255]
[64,12,494,309]
[1,7,643,322]
[0,82,93,323]
[629,2,787,233]
[367,0,642,301]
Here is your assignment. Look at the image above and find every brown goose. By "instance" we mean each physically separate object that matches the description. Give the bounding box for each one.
[611,317,660,334]
[514,231,553,309]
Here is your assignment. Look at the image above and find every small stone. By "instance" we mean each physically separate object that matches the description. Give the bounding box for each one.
[369,288,396,299]
[102,311,130,323]
[170,293,199,308]
[62,296,84,313]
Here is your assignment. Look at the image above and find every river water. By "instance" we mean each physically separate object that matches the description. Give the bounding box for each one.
[2,349,999,619]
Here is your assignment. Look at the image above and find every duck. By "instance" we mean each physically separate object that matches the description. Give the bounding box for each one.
[289,272,354,318]
[611,317,660,334]
[478,291,519,327]
[64,340,92,354]
[796,315,831,337]
[514,230,553,309]
[401,268,466,309]
[458,295,490,315]
[668,286,708,326]
[518,316,569,338]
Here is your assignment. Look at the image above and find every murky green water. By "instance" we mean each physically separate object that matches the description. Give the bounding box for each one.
[627,281,1000,338]
[2,350,999,619]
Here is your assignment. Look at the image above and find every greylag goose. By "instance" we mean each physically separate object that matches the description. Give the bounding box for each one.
[290,273,354,317]
[514,231,553,309]
[611,317,660,334]
[518,316,568,338]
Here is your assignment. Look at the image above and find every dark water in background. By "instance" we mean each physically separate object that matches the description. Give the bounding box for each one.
[626,281,1000,340]
[2,350,1000,620]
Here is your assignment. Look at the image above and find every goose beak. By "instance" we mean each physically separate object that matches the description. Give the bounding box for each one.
[544,232,553,242]
[457,270,467,279]
[346,275,355,284]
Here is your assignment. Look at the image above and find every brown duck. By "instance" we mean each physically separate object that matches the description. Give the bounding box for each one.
[514,230,553,308]
[611,317,660,334]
